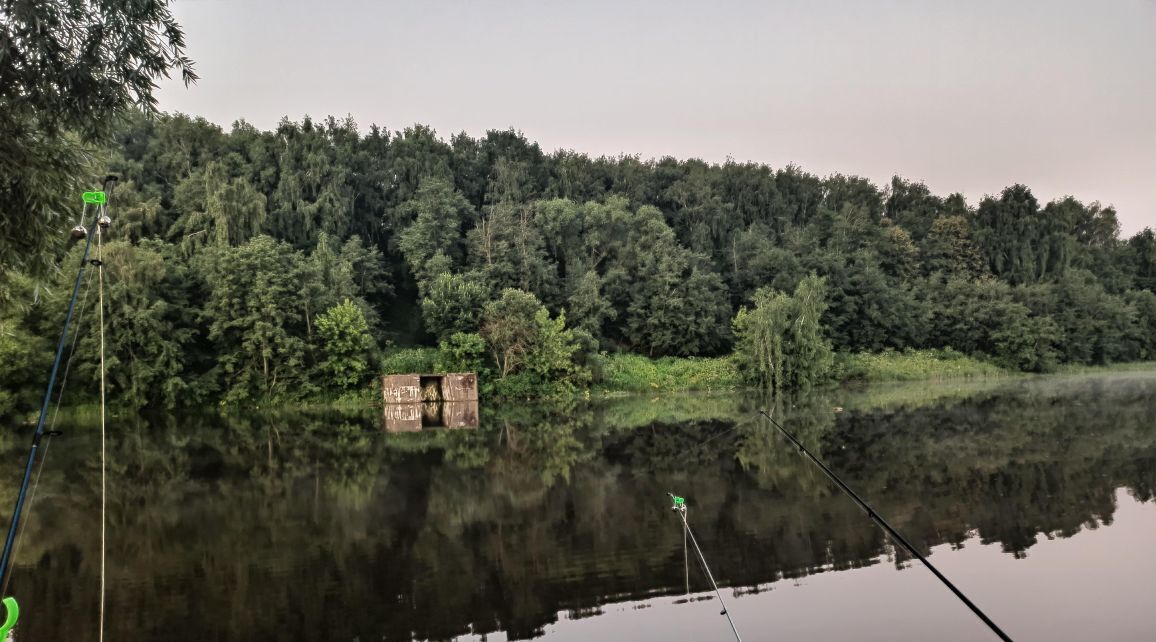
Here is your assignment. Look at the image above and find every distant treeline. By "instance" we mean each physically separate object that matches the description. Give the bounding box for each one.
[2,112,1155,412]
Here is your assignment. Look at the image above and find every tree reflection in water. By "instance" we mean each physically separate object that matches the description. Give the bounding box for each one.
[0,373,1153,641]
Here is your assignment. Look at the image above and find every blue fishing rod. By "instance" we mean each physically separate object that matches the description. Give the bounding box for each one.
[0,177,118,635]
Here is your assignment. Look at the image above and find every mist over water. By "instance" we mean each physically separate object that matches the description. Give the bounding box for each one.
[2,372,1154,641]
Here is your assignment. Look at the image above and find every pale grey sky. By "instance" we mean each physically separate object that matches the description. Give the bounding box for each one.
[157,0,1156,235]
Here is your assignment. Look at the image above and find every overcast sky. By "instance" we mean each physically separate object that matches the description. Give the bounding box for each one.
[156,0,1155,235]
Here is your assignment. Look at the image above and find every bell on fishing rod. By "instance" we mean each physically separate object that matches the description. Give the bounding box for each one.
[98,215,111,229]
[70,225,88,239]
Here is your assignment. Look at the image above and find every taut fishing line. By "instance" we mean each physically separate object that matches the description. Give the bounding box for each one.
[96,200,110,642]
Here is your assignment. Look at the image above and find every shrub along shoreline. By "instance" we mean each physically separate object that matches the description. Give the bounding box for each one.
[378,278,1021,401]
[380,345,1021,399]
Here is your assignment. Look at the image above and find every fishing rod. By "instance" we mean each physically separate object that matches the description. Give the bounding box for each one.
[0,176,118,637]
[757,410,1016,642]
[667,492,743,642]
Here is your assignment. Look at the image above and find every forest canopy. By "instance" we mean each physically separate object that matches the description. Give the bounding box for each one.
[2,111,1155,413]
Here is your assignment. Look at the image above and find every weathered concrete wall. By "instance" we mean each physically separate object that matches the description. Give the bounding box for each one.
[383,373,479,431]
[382,374,421,404]
[442,373,478,402]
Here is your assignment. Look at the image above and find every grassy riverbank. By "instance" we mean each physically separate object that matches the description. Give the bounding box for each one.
[595,349,1008,394]
[832,348,1009,382]
[374,346,1011,400]
[595,354,743,393]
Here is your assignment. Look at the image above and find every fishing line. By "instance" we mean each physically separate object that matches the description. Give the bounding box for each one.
[675,525,684,596]
[689,423,742,452]
[757,410,1016,642]
[96,204,109,642]
[667,493,742,642]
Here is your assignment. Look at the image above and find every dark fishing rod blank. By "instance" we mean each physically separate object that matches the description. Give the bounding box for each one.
[757,410,1016,642]
[0,176,118,593]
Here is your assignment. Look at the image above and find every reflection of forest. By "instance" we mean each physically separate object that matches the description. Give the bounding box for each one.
[1,373,1154,642]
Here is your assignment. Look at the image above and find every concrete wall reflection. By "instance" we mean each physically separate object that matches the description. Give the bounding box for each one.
[384,400,479,432]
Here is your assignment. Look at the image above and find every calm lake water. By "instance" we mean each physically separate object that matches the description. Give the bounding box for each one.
[2,372,1155,641]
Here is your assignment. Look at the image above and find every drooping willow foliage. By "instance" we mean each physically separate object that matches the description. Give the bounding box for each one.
[733,275,833,392]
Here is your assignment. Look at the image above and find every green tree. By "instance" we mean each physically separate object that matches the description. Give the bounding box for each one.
[480,289,543,377]
[479,289,586,392]
[397,178,475,289]
[435,332,490,375]
[80,240,198,409]
[973,185,1074,285]
[268,117,356,245]
[1017,271,1139,365]
[732,275,833,392]
[991,314,1061,372]
[1125,290,1156,359]
[929,277,1029,356]
[307,233,388,330]
[170,162,267,251]
[421,272,490,339]
[382,124,455,231]
[0,273,54,418]
[0,0,195,285]
[201,236,314,403]
[921,216,987,279]
[729,224,804,303]
[467,200,555,298]
[885,177,943,241]
[597,204,731,356]
[818,254,929,352]
[565,270,616,339]
[878,226,919,281]
[926,276,1063,371]
[316,299,375,391]
[1129,229,1156,292]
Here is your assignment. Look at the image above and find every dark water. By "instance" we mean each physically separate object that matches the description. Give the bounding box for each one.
[2,372,1155,642]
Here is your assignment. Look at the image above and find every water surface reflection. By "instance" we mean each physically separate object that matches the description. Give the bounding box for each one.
[1,373,1154,641]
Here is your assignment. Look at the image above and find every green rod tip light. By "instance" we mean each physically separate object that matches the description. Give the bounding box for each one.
[82,191,107,204]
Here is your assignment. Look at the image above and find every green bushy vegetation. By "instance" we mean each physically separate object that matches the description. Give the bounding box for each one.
[596,354,742,393]
[380,348,438,375]
[833,349,1008,382]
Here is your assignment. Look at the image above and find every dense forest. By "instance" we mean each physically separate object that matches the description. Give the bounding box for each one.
[2,110,1156,414]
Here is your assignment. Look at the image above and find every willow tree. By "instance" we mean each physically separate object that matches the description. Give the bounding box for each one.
[0,0,196,286]
[733,275,833,392]
[170,162,267,251]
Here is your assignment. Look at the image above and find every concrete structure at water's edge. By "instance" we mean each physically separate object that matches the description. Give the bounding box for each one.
[382,373,479,431]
